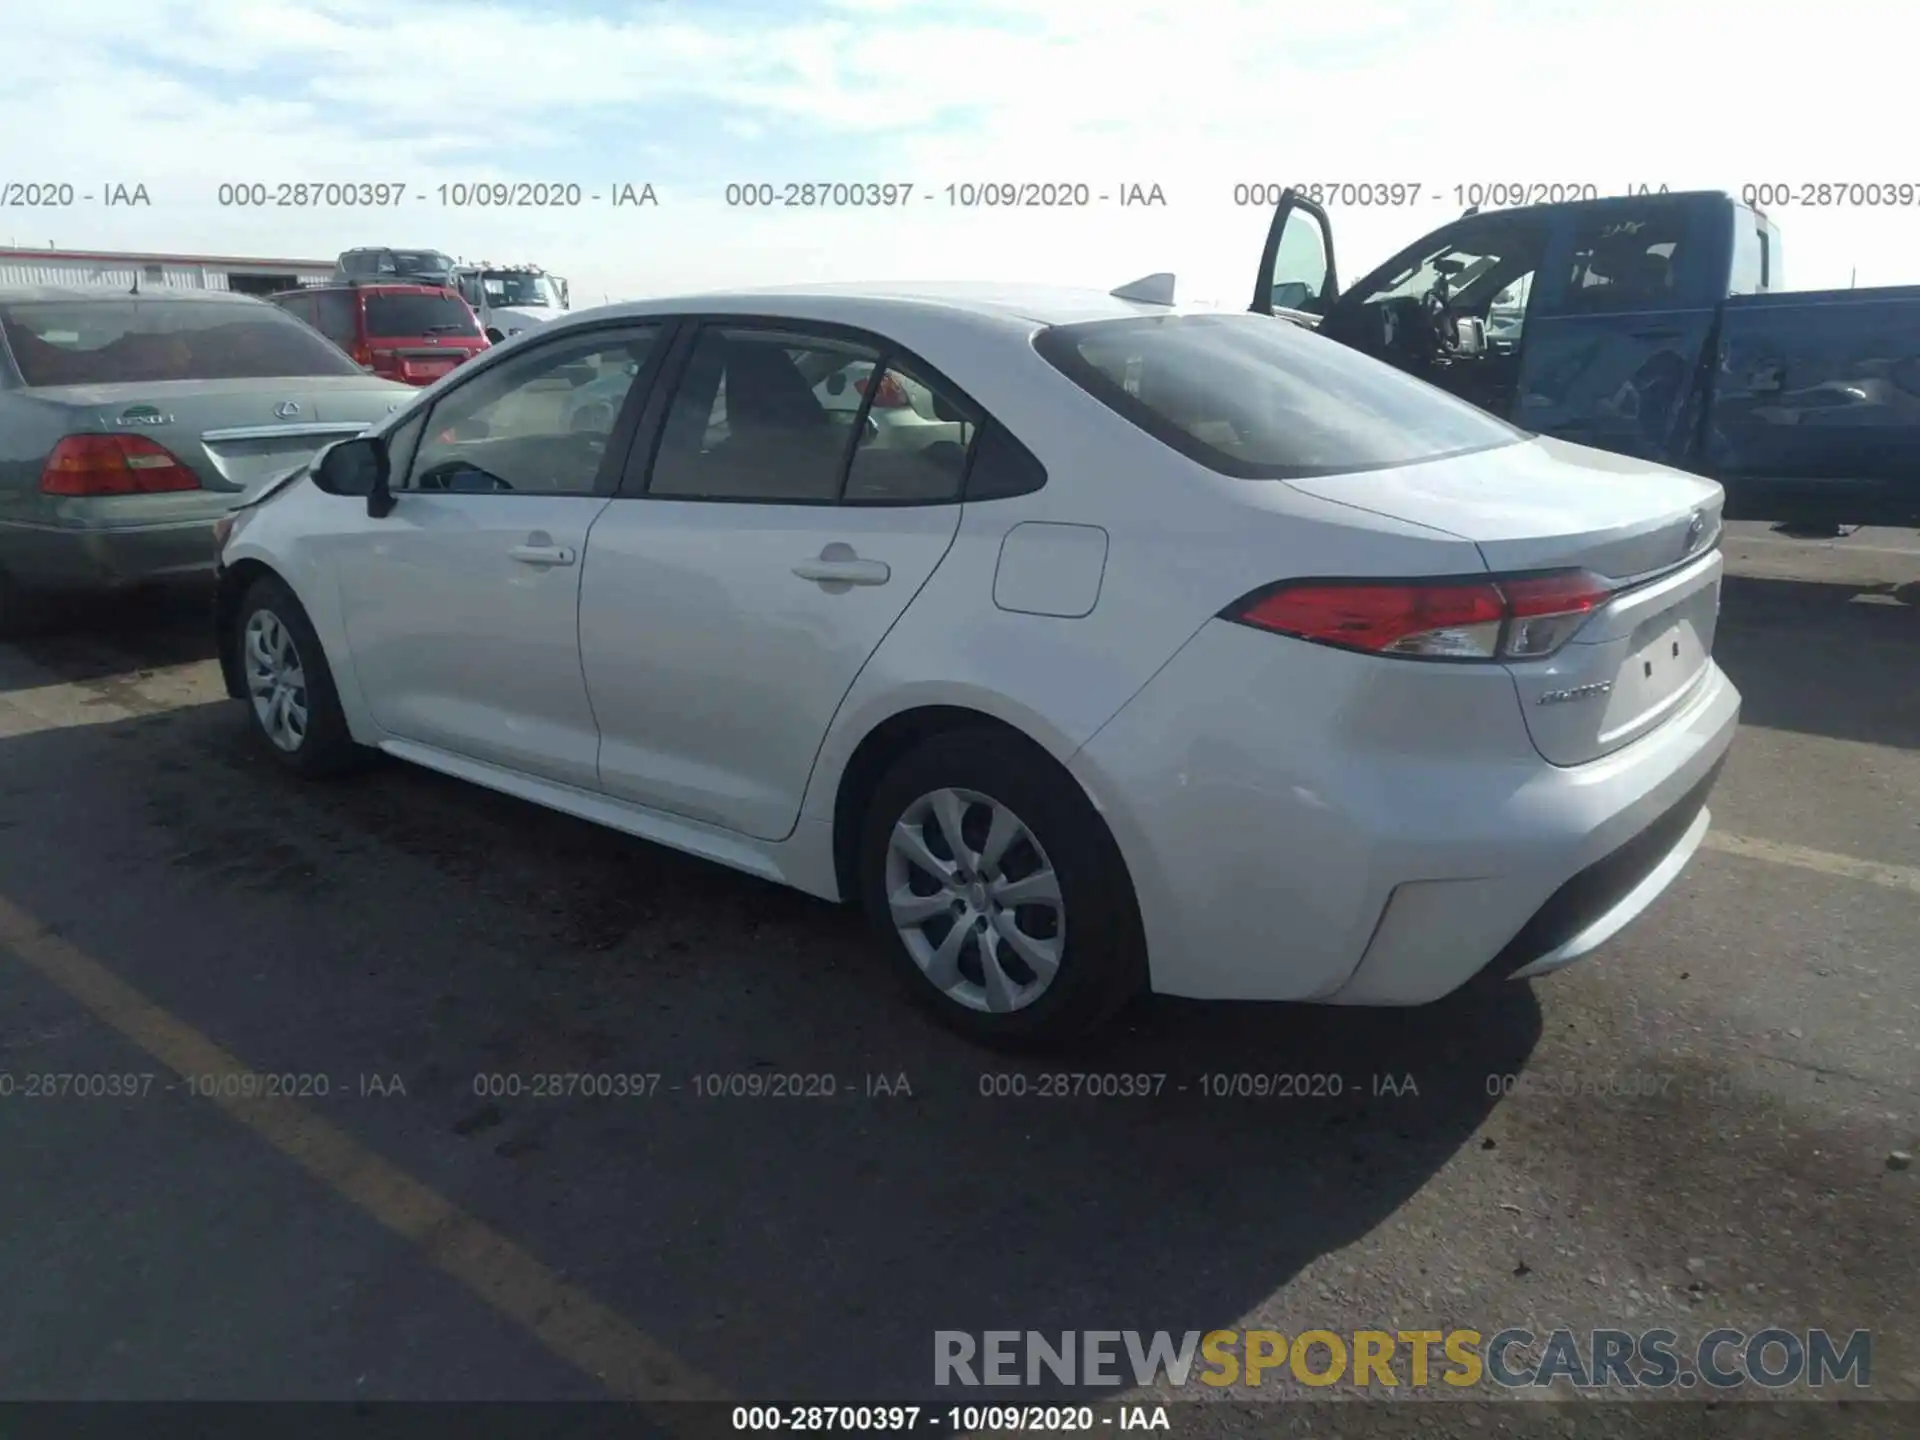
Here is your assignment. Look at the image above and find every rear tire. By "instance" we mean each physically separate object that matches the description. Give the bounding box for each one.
[233,574,363,777]
[856,730,1146,1051]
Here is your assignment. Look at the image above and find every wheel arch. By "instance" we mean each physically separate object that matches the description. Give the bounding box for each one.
[827,702,1136,913]
[214,558,287,700]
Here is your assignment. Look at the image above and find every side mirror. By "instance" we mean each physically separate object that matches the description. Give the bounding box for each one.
[825,371,848,396]
[931,394,963,423]
[311,435,395,518]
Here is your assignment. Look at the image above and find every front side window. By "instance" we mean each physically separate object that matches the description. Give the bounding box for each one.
[0,298,364,385]
[648,327,877,502]
[402,329,660,496]
[1035,313,1524,479]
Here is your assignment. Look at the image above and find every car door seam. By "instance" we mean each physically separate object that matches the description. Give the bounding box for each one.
[778,506,967,845]
[574,495,619,773]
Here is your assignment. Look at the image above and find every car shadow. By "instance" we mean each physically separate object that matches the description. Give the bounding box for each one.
[0,685,1543,1404]
[0,584,217,693]
[1716,574,1920,750]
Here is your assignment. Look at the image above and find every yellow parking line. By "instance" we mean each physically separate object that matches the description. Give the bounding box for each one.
[1705,830,1920,897]
[0,893,731,1407]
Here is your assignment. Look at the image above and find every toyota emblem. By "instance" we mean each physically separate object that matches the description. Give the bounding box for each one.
[275,401,302,419]
[1683,511,1706,555]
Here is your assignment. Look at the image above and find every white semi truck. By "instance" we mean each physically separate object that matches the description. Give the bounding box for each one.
[449,262,571,342]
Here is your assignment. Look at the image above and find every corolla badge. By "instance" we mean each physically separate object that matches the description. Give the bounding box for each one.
[1538,681,1613,706]
[1683,511,1707,556]
[274,400,302,418]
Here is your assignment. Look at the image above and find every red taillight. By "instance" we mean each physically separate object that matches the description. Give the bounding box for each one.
[351,343,375,368]
[40,434,202,496]
[1227,570,1613,662]
[855,372,910,408]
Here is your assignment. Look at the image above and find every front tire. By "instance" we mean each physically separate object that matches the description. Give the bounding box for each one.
[857,730,1145,1050]
[234,574,362,777]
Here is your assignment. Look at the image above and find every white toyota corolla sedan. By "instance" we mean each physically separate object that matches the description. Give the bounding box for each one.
[212,281,1739,1048]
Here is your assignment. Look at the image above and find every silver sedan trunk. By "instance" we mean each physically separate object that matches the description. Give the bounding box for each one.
[0,287,411,609]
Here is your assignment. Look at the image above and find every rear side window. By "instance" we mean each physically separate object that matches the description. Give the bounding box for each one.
[1562,210,1693,313]
[314,290,359,349]
[1034,313,1522,479]
[0,298,364,386]
[840,357,976,504]
[364,292,479,339]
[272,291,316,326]
[649,327,877,502]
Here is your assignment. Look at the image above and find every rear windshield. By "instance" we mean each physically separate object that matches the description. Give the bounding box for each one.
[1,298,365,386]
[389,251,453,277]
[1033,313,1525,478]
[364,292,480,339]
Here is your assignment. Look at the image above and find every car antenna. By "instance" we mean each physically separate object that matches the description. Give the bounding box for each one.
[1110,272,1176,305]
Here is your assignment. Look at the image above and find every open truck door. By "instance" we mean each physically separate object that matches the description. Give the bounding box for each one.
[1250,188,1339,320]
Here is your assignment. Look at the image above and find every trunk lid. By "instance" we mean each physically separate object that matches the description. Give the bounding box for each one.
[1284,435,1726,766]
[28,376,411,503]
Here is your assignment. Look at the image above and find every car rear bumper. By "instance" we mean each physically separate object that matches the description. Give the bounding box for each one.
[1067,618,1741,1004]
[0,517,222,593]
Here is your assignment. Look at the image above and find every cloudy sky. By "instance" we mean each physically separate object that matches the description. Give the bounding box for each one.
[2,0,1911,304]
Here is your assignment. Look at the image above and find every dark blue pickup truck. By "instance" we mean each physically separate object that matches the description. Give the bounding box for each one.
[1254,188,1920,526]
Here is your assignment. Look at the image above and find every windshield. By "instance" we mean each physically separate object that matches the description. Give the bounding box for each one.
[0,298,365,386]
[364,292,481,339]
[479,272,557,307]
[1034,313,1525,478]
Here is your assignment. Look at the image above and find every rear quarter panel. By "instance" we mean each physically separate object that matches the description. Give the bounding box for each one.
[0,394,67,522]
[798,321,1492,828]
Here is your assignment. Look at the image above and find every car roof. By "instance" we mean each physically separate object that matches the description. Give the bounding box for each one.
[0,284,267,305]
[563,281,1223,334]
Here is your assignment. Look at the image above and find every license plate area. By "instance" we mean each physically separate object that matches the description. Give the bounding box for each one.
[1598,582,1718,743]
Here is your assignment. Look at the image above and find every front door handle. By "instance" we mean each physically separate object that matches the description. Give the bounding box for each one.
[793,542,890,588]
[508,542,576,566]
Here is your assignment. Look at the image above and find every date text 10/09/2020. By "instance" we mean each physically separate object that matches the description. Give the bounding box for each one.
[730,1406,1170,1433]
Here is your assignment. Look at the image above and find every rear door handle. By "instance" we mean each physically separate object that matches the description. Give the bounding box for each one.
[793,558,891,586]
[508,543,576,566]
